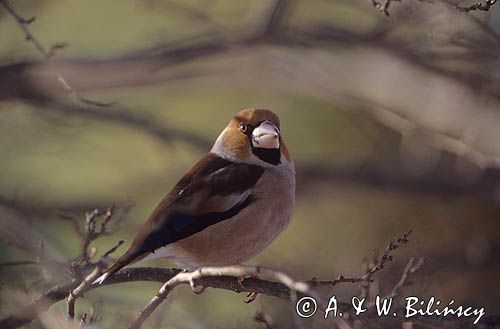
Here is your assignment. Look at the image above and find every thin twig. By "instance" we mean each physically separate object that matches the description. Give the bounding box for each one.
[388,256,424,298]
[0,0,113,107]
[80,206,115,263]
[102,240,124,258]
[369,0,499,15]
[350,98,500,170]
[451,0,498,12]
[66,239,123,320]
[0,260,42,267]
[364,256,425,308]
[310,230,413,287]
[66,267,102,319]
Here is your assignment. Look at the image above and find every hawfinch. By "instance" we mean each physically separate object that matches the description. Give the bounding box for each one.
[94,108,295,284]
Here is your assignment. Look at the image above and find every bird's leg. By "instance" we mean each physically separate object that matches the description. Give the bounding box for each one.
[237,264,261,288]
[237,275,247,288]
[244,292,259,303]
[236,265,260,302]
[183,267,206,294]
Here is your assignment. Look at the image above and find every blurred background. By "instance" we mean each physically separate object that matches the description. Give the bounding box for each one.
[0,0,499,328]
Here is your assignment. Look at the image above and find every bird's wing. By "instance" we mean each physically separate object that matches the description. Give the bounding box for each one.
[93,153,264,284]
[134,153,265,253]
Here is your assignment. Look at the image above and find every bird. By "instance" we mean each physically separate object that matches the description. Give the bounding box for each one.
[93,108,295,284]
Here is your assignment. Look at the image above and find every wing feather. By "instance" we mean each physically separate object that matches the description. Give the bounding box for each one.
[93,153,264,284]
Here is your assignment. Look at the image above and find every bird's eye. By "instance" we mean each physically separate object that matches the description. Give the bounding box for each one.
[239,123,249,133]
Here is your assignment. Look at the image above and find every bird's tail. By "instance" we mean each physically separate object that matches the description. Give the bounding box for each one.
[93,250,147,285]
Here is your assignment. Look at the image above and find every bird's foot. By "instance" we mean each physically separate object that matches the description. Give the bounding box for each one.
[189,278,206,294]
[237,272,260,294]
[237,274,254,288]
[244,292,259,303]
[237,275,245,288]
[237,269,259,289]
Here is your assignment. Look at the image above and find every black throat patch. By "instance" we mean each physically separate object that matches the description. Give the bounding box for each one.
[252,147,281,165]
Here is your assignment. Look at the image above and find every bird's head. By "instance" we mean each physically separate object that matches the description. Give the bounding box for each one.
[211,108,292,166]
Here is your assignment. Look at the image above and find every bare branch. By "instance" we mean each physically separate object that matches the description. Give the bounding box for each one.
[310,230,413,287]
[66,211,124,322]
[24,96,212,151]
[368,0,499,15]
[1,266,497,329]
[0,260,42,267]
[1,5,499,103]
[349,98,500,170]
[0,0,112,107]
[66,267,102,320]
[80,206,116,263]
[447,0,498,12]
[388,257,425,299]
[66,238,123,320]
[128,265,325,329]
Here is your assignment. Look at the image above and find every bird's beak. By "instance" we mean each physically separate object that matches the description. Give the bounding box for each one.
[252,120,280,149]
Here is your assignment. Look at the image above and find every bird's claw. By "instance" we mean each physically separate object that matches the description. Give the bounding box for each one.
[244,292,259,303]
[237,272,258,289]
[189,278,206,294]
[237,276,246,288]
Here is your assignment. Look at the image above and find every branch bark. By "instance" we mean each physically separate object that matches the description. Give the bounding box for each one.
[1,266,498,329]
